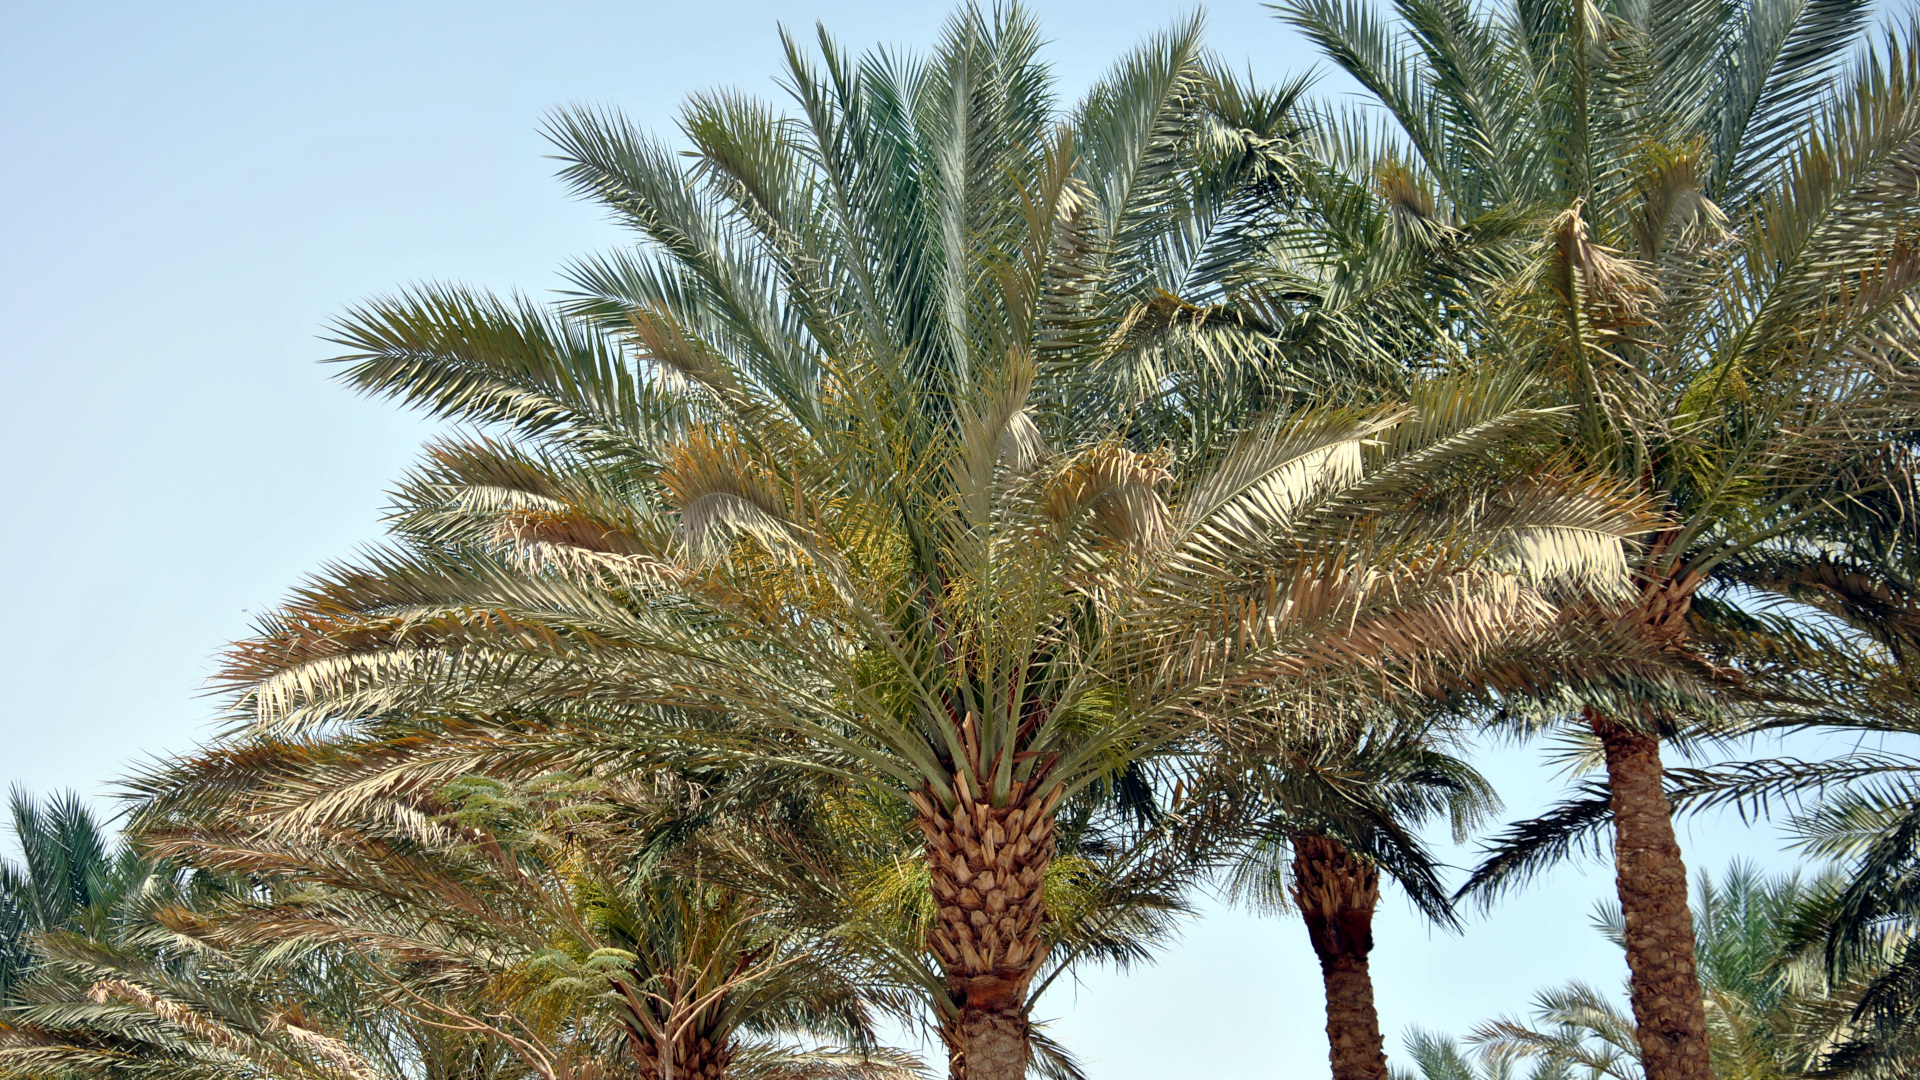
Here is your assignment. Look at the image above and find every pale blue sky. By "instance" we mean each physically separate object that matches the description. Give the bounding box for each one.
[0,2,1820,1076]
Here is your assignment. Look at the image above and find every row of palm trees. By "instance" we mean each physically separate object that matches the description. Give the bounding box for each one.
[6,0,1920,1077]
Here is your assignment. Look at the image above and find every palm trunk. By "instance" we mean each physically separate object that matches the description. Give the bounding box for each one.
[1291,834,1388,1080]
[1590,708,1712,1080]
[915,779,1059,1080]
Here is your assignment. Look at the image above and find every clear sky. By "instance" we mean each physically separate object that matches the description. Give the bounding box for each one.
[0,2,1822,1076]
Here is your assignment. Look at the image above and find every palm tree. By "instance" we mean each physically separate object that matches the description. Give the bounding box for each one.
[202,7,1659,1076]
[0,788,156,1007]
[1456,619,1920,1074]
[1474,982,1645,1080]
[1222,716,1497,1080]
[1270,0,1920,1074]
[1392,1028,1574,1080]
[1751,724,1920,1075]
[131,642,1226,1080]
[229,364,1640,1078]
[1462,864,1914,1079]
[0,801,457,1080]
[126,749,923,1080]
[2,906,533,1080]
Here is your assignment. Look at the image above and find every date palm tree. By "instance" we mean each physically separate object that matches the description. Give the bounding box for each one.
[124,749,923,1080]
[1222,716,1498,1080]
[1270,0,1920,1074]
[233,360,1643,1078]
[207,7,1658,1076]
[1390,1028,1574,1080]
[0,789,157,1008]
[1,925,512,1080]
[1693,651,1920,1076]
[1461,864,1917,1079]
[0,812,465,1080]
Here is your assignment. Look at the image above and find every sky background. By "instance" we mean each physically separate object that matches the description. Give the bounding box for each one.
[0,2,1833,1076]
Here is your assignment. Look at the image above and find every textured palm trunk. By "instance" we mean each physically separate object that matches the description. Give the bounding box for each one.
[1291,834,1388,1080]
[1590,708,1712,1080]
[914,779,1060,1080]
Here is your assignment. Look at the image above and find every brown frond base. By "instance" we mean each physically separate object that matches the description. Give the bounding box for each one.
[624,1020,733,1080]
[915,780,1060,1080]
[1292,834,1388,1080]
[1592,710,1712,1080]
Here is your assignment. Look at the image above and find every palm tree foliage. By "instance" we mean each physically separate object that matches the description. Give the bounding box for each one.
[1697,651,1920,1077]
[1391,1027,1574,1080]
[1220,713,1499,1080]
[1448,864,1919,1080]
[1771,791,1920,1077]
[1475,981,1645,1080]
[0,790,161,1008]
[114,719,1207,1080]
[0,799,457,1080]
[120,761,922,1080]
[1,922,516,1080]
